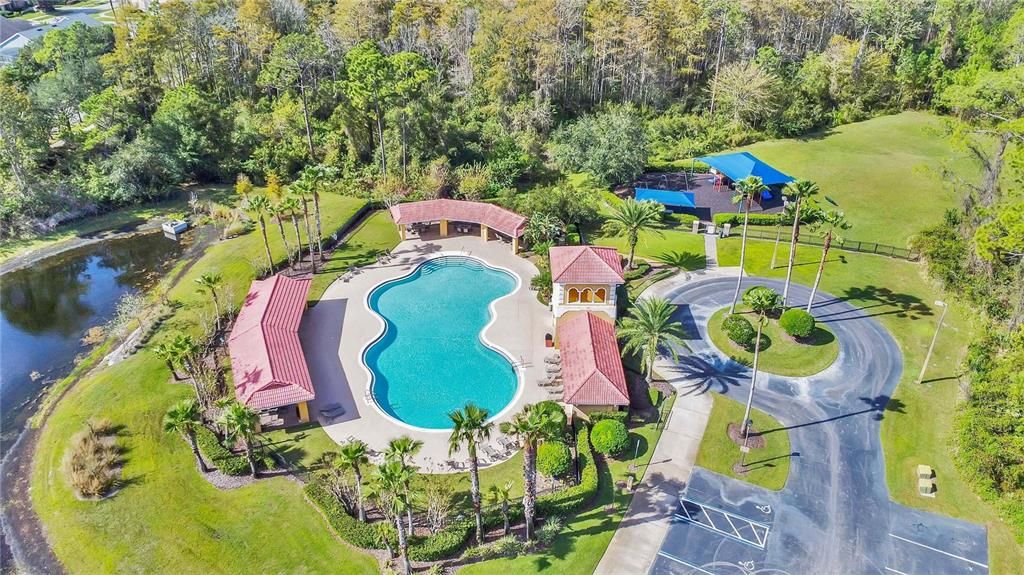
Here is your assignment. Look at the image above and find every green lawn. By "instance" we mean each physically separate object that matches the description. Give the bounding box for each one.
[706,305,839,376]
[696,394,792,491]
[30,193,385,574]
[734,112,979,246]
[718,237,1024,573]
[462,395,676,575]
[308,210,401,304]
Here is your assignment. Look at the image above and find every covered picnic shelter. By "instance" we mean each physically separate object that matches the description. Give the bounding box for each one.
[389,198,528,252]
[228,274,315,429]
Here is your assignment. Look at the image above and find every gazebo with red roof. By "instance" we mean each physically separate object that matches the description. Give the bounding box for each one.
[389,199,528,252]
[548,245,625,321]
[228,274,315,427]
[556,311,630,412]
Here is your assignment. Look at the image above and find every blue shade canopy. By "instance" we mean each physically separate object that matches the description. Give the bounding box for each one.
[695,152,795,186]
[635,188,696,208]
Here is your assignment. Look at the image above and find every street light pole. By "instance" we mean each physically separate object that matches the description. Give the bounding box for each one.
[917,300,948,384]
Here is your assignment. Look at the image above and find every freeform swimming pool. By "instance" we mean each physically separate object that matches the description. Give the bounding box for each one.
[364,255,520,430]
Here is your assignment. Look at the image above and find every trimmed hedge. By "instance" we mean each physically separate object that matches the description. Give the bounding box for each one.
[538,441,572,477]
[591,419,629,456]
[408,520,474,561]
[713,213,780,227]
[589,410,628,424]
[304,480,382,548]
[623,261,652,282]
[195,426,251,476]
[723,314,757,348]
[780,308,815,338]
[536,425,599,517]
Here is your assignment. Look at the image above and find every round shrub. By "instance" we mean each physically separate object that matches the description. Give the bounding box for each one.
[591,419,629,456]
[535,400,568,430]
[723,314,756,348]
[537,441,572,477]
[779,308,815,338]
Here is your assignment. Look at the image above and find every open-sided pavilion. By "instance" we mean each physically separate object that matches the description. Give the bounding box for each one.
[389,198,528,252]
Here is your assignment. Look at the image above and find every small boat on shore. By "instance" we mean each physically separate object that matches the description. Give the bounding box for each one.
[161,219,188,235]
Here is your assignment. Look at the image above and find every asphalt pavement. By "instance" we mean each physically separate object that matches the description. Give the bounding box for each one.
[649,276,989,575]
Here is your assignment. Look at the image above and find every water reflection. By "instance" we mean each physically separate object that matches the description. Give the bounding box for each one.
[0,232,185,454]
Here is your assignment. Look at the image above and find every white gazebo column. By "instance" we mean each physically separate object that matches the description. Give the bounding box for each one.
[511,235,519,253]
[440,219,448,236]
[398,224,406,240]
[480,224,489,241]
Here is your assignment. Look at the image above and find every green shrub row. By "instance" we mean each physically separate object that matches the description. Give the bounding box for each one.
[304,481,382,548]
[408,519,474,561]
[536,425,599,517]
[589,410,629,424]
[713,213,780,227]
[195,426,251,476]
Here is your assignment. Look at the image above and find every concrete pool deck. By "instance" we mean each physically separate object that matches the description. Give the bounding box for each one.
[299,233,553,473]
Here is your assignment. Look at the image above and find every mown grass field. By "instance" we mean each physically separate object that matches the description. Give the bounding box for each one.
[732,112,978,246]
[696,394,792,491]
[30,192,394,574]
[717,238,1023,573]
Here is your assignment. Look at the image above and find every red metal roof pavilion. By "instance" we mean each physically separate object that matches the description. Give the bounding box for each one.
[557,311,630,406]
[389,199,528,238]
[549,246,625,284]
[228,275,315,411]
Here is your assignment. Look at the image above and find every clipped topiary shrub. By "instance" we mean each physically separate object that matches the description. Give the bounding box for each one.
[589,410,628,424]
[591,419,629,456]
[723,314,756,348]
[537,441,572,477]
[536,425,598,516]
[780,308,816,338]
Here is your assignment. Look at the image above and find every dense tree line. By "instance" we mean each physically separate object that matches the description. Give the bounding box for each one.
[0,0,1021,237]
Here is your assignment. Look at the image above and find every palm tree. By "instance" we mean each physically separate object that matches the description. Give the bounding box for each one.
[152,341,182,381]
[729,176,769,313]
[781,180,820,306]
[280,196,305,264]
[247,194,275,275]
[303,164,335,264]
[193,273,223,329]
[218,402,261,478]
[488,481,515,535]
[335,440,370,522]
[289,179,318,273]
[617,297,687,385]
[499,404,560,539]
[770,202,798,269]
[163,398,209,473]
[448,403,494,545]
[373,461,413,575]
[601,198,664,270]
[738,287,782,443]
[806,210,851,312]
[385,436,423,533]
[269,202,294,268]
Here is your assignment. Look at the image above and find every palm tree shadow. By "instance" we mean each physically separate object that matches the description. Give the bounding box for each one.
[759,394,907,434]
[816,285,933,322]
[655,251,706,271]
[666,353,746,396]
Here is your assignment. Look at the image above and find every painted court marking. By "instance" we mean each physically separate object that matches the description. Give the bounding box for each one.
[676,497,770,549]
[888,533,989,570]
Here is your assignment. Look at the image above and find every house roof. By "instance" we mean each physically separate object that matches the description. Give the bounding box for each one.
[228,275,315,410]
[0,18,32,44]
[695,151,795,186]
[558,312,630,406]
[389,199,528,238]
[0,14,103,65]
[549,246,624,284]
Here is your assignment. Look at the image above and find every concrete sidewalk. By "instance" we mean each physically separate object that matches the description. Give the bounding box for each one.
[593,369,713,575]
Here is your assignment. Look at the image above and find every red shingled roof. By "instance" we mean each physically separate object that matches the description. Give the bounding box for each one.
[549,246,624,284]
[558,312,630,406]
[228,275,315,410]
[389,199,528,238]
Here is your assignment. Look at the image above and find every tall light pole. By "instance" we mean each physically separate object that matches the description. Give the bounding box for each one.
[917,300,948,384]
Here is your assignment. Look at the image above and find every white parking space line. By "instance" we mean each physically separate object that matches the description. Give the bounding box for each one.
[657,551,717,575]
[885,567,910,575]
[888,533,989,569]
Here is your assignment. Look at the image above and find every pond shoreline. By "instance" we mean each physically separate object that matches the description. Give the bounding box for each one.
[0,219,167,276]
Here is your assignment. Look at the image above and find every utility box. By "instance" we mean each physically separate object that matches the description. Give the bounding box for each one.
[706,223,716,235]
[723,223,732,237]
[692,220,700,234]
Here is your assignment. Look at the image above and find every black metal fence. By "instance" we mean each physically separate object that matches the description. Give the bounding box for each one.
[726,227,920,261]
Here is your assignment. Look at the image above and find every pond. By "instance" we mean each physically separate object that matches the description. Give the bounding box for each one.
[0,232,187,455]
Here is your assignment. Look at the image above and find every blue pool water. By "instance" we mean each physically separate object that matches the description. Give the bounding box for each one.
[365,256,519,429]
